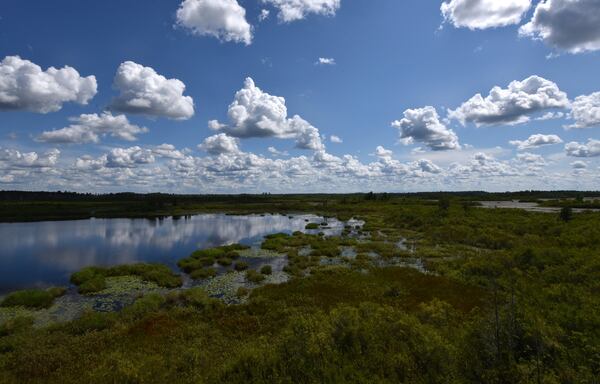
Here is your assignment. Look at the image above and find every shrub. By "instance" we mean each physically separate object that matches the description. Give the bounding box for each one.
[246,270,266,284]
[190,268,217,280]
[305,223,319,230]
[234,262,249,271]
[78,276,107,294]
[0,287,66,309]
[217,257,233,266]
[125,294,166,318]
[260,265,272,275]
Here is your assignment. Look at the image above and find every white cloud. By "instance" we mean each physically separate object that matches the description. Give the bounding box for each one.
[36,112,148,144]
[151,144,187,159]
[106,146,155,168]
[441,0,531,29]
[565,92,600,129]
[0,55,97,113]
[259,9,271,21]
[263,0,340,22]
[110,61,195,120]
[209,77,324,151]
[316,57,336,66]
[536,111,564,121]
[520,0,600,54]
[448,75,569,126]
[330,135,342,143]
[392,106,460,151]
[565,139,600,157]
[374,146,393,159]
[571,160,588,169]
[517,152,546,165]
[268,146,289,156]
[0,148,60,168]
[199,133,240,155]
[509,133,563,150]
[176,0,253,45]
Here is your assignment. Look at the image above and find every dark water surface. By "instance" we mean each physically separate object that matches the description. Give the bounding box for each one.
[0,214,333,294]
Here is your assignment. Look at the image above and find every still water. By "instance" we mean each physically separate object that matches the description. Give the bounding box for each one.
[0,214,337,294]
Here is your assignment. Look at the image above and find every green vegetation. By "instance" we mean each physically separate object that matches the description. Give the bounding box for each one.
[260,265,272,275]
[305,222,319,229]
[0,287,66,309]
[178,244,248,277]
[70,264,182,294]
[1,193,600,383]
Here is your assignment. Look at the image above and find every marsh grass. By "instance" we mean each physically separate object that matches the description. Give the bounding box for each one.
[71,264,182,294]
[0,287,66,309]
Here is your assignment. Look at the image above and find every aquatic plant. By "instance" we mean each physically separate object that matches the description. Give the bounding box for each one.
[234,262,249,271]
[190,268,217,280]
[0,287,66,309]
[260,265,272,275]
[246,270,265,284]
[70,264,182,294]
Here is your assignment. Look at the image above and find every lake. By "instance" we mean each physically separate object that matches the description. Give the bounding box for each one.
[0,213,342,294]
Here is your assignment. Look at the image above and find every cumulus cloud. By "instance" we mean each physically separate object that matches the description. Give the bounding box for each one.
[374,146,393,159]
[199,133,240,155]
[441,0,531,29]
[176,0,253,45]
[330,135,343,143]
[151,144,187,159]
[571,160,588,169]
[263,0,340,22]
[509,133,563,150]
[565,139,600,157]
[392,106,460,151]
[209,77,324,151]
[536,111,564,121]
[565,92,600,129]
[110,61,195,120]
[516,152,546,165]
[316,57,336,66]
[448,76,569,127]
[520,0,600,54]
[0,148,60,168]
[0,55,97,113]
[106,147,155,168]
[36,112,148,144]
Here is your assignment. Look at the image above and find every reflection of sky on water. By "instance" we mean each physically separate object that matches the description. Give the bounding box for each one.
[0,214,331,294]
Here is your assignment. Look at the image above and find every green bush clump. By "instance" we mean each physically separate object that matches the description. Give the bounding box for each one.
[70,263,182,294]
[190,268,217,280]
[77,276,107,294]
[217,257,233,266]
[246,270,265,284]
[178,244,249,275]
[234,261,249,271]
[166,288,221,310]
[260,265,272,275]
[305,223,319,230]
[0,287,66,309]
[124,294,166,318]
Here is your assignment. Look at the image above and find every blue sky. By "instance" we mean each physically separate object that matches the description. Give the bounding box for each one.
[1,0,599,193]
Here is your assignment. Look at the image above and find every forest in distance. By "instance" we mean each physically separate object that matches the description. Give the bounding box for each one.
[0,191,598,383]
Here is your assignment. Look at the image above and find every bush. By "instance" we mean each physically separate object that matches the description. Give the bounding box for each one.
[124,294,166,318]
[70,263,182,294]
[78,276,107,294]
[217,257,233,266]
[246,270,266,284]
[0,287,66,309]
[305,223,319,230]
[234,262,249,271]
[260,265,272,275]
[190,268,217,280]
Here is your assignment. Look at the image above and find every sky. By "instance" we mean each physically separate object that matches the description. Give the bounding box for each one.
[0,0,599,193]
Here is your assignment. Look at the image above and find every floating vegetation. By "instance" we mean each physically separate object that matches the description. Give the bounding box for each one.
[71,264,182,294]
[199,272,247,304]
[235,248,284,259]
